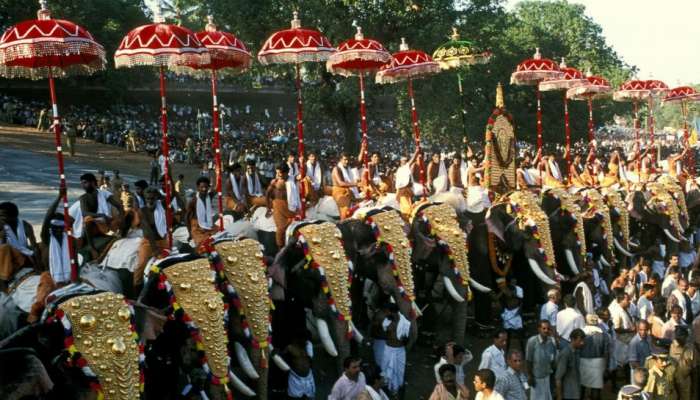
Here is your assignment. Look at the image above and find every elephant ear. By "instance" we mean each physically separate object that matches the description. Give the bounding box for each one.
[485,203,507,243]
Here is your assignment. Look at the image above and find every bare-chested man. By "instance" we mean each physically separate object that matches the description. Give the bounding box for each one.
[73,173,123,262]
[332,154,359,220]
[266,163,300,248]
[448,153,465,194]
[0,202,37,285]
[133,188,169,288]
[225,163,247,219]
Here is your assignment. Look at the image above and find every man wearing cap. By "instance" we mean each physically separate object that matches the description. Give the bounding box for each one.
[669,326,696,400]
[580,314,608,400]
[643,346,679,400]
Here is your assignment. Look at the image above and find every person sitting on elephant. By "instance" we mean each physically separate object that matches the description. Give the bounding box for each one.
[357,143,388,199]
[302,152,323,206]
[245,159,267,208]
[185,176,217,248]
[448,153,466,194]
[133,188,169,290]
[329,356,366,400]
[224,162,248,220]
[0,202,36,286]
[70,173,123,262]
[38,190,71,284]
[540,153,566,189]
[427,152,449,195]
[410,149,428,198]
[516,154,539,190]
[466,158,490,213]
[600,151,623,188]
[284,334,316,400]
[266,163,300,248]
[332,153,360,220]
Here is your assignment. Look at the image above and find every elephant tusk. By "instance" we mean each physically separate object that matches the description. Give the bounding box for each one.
[468,277,492,293]
[528,258,557,286]
[613,237,634,257]
[664,228,681,243]
[272,354,291,372]
[305,340,314,358]
[228,370,256,396]
[315,318,339,357]
[599,255,611,268]
[564,249,580,275]
[443,276,465,303]
[234,342,259,379]
[349,321,364,343]
[411,301,423,317]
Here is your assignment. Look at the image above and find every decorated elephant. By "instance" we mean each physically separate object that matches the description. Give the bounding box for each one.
[409,202,473,345]
[577,188,616,270]
[602,188,634,264]
[336,208,419,349]
[268,221,359,373]
[540,188,587,278]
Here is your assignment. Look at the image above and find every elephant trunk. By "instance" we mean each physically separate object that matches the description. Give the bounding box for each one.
[248,346,270,399]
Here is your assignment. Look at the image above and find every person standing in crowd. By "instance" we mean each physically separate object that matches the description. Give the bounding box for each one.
[643,348,679,400]
[284,335,315,400]
[526,320,557,400]
[380,303,410,397]
[494,350,528,400]
[541,288,561,328]
[65,119,77,157]
[580,314,608,400]
[434,343,471,386]
[429,364,469,400]
[473,369,504,400]
[616,368,649,400]
[662,305,685,340]
[356,368,389,400]
[557,294,585,346]
[478,329,508,379]
[329,356,365,400]
[637,283,656,321]
[667,278,693,325]
[149,153,160,186]
[555,328,586,400]
[669,326,697,400]
[610,291,636,380]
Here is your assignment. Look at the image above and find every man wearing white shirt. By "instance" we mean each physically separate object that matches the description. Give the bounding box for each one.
[636,283,655,321]
[556,295,585,344]
[540,289,560,330]
[478,329,508,379]
[434,343,471,385]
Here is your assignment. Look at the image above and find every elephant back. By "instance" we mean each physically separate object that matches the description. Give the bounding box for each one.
[45,291,143,400]
[360,209,415,303]
[414,203,470,298]
[212,239,273,352]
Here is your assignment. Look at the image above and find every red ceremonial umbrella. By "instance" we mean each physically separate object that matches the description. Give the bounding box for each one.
[114,9,209,248]
[510,48,564,154]
[376,38,441,196]
[663,86,700,175]
[327,26,391,197]
[566,71,612,144]
[0,1,106,282]
[195,16,252,231]
[258,11,335,219]
[539,58,586,174]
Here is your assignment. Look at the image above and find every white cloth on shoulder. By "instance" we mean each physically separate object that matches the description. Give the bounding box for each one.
[307,161,322,190]
[196,194,215,230]
[10,273,41,313]
[49,231,71,282]
[154,201,168,238]
[229,173,244,201]
[395,164,412,190]
[3,221,33,256]
[69,189,113,238]
[466,185,491,213]
[286,181,301,212]
[246,172,263,197]
[433,160,449,194]
[365,385,390,400]
[574,282,595,316]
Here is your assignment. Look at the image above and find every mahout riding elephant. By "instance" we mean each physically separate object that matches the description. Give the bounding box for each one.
[336,207,419,348]
[139,252,255,399]
[268,220,359,373]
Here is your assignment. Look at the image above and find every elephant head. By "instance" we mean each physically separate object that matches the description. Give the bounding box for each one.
[602,189,634,259]
[540,188,587,277]
[486,191,559,287]
[578,189,615,268]
[627,183,686,250]
[269,221,356,370]
[337,209,419,348]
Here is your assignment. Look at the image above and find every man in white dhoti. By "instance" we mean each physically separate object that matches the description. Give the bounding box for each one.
[0,202,37,285]
[580,314,608,400]
[526,320,556,400]
[609,292,636,373]
[380,303,410,396]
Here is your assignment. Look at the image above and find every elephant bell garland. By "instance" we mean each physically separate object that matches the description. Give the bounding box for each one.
[647,182,684,234]
[296,222,356,339]
[657,176,689,224]
[603,190,630,246]
[148,258,234,398]
[45,292,144,400]
[362,210,417,310]
[582,189,614,252]
[418,203,471,298]
[546,188,587,259]
[508,191,556,267]
[210,239,274,367]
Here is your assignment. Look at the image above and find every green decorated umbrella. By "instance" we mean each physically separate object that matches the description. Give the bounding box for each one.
[432,27,492,142]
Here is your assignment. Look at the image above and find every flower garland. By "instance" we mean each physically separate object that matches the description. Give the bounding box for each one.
[149,262,233,400]
[44,296,145,400]
[364,212,416,312]
[508,191,556,267]
[203,239,275,368]
[603,190,630,245]
[487,232,513,277]
[296,223,355,339]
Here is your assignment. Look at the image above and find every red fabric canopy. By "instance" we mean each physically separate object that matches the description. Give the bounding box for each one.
[663,86,700,103]
[326,27,390,77]
[375,38,440,84]
[258,12,334,65]
[539,59,586,91]
[510,48,563,85]
[567,74,612,100]
[194,16,251,75]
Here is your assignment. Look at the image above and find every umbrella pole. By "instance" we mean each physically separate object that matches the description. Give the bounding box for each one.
[682,100,694,177]
[587,97,594,143]
[648,96,656,166]
[634,101,640,172]
[359,74,370,200]
[407,78,426,198]
[159,66,173,248]
[295,64,306,219]
[211,69,224,231]
[457,72,468,142]
[48,73,78,282]
[564,93,571,179]
[536,83,543,154]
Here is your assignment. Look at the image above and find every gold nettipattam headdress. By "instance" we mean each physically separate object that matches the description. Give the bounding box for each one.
[509,191,556,266]
[546,188,587,259]
[582,189,614,252]
[603,190,630,246]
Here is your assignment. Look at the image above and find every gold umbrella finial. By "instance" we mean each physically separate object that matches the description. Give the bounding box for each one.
[205,15,217,32]
[291,11,301,29]
[451,27,460,41]
[354,26,364,40]
[496,82,505,108]
[37,0,51,20]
